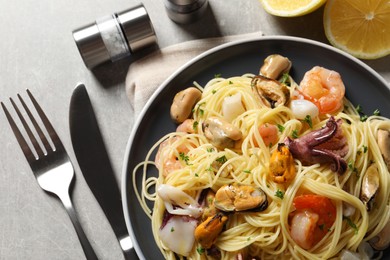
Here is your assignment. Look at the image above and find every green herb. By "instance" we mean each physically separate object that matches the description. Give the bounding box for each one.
[373,109,381,116]
[193,121,199,131]
[207,147,215,153]
[355,104,368,122]
[319,224,325,231]
[196,247,205,255]
[195,173,199,177]
[170,227,175,232]
[343,216,358,234]
[277,124,285,133]
[179,152,189,165]
[212,89,217,94]
[229,81,233,84]
[304,115,313,128]
[280,73,290,86]
[356,104,363,113]
[275,189,284,199]
[247,237,251,241]
[348,161,359,176]
[206,166,214,172]
[291,130,299,139]
[363,145,368,153]
[214,73,222,78]
[243,170,251,174]
[216,155,227,164]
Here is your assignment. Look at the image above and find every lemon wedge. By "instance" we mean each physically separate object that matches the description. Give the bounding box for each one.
[259,0,327,17]
[324,0,390,59]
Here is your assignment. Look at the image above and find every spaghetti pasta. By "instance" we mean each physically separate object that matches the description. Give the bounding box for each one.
[132,57,390,259]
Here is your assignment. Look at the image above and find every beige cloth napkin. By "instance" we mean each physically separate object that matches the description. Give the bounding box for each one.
[125,32,263,118]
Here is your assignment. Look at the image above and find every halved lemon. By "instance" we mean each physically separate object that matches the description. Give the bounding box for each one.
[324,0,390,59]
[259,0,327,17]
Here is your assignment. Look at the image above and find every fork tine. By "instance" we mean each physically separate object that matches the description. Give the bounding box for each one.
[17,93,53,154]
[26,89,64,151]
[1,101,37,163]
[10,97,45,159]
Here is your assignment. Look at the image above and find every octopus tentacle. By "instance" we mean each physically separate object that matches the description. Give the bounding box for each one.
[285,116,348,174]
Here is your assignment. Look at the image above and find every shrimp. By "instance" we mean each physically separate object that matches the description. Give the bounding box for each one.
[290,194,337,249]
[253,123,279,147]
[155,136,191,177]
[297,66,345,115]
[176,119,196,134]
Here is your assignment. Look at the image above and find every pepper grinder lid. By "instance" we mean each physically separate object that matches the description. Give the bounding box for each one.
[72,4,157,69]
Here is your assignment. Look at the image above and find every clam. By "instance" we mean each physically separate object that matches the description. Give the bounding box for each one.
[214,184,268,212]
[202,116,242,149]
[377,129,390,170]
[360,163,380,211]
[251,75,290,108]
[260,54,292,80]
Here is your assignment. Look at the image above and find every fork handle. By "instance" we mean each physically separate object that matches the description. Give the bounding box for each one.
[58,192,99,260]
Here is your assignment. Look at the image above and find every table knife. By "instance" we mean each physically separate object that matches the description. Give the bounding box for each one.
[69,83,138,260]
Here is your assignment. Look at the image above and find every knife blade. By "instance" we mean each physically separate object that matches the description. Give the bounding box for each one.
[69,83,138,260]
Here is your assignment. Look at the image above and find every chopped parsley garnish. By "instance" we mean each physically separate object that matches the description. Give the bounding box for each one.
[170,227,175,232]
[207,147,215,153]
[229,81,233,84]
[212,89,217,94]
[277,124,285,133]
[291,129,299,139]
[179,152,190,165]
[343,216,358,234]
[348,161,359,176]
[356,104,363,113]
[280,73,290,86]
[319,224,325,231]
[243,170,251,174]
[304,115,313,128]
[214,73,222,78]
[196,247,205,255]
[195,173,199,177]
[363,145,368,153]
[373,109,381,116]
[355,104,368,122]
[193,121,199,131]
[275,189,284,199]
[216,155,227,164]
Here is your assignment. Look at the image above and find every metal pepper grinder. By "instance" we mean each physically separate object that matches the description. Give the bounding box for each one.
[164,0,208,24]
[72,4,157,69]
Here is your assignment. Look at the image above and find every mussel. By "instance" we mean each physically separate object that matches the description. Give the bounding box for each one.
[202,116,242,149]
[251,75,290,108]
[214,184,268,212]
[259,54,292,80]
[377,129,390,170]
[194,213,228,249]
[360,163,380,211]
[370,219,390,250]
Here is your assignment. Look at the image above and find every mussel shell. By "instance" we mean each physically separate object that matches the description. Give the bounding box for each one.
[214,184,268,212]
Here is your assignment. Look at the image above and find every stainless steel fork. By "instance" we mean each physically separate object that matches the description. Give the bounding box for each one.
[1,90,98,260]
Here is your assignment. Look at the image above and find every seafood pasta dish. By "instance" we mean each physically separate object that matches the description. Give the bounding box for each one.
[132,54,390,259]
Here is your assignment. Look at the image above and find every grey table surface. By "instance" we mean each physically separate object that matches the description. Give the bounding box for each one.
[0,0,389,259]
